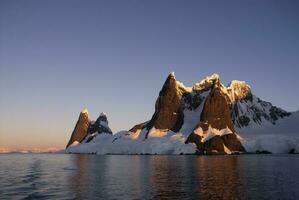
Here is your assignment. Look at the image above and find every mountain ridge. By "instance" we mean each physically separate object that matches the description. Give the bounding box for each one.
[66,72,296,154]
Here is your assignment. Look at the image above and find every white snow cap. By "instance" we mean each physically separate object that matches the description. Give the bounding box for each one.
[228,80,251,90]
[81,108,89,115]
[227,80,251,101]
[169,71,176,77]
[99,112,107,117]
[192,73,220,90]
[205,73,220,80]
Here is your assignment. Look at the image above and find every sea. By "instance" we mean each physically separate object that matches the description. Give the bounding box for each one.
[0,154,299,200]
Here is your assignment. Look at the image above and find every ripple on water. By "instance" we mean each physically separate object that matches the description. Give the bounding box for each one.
[63,166,79,171]
[0,154,299,200]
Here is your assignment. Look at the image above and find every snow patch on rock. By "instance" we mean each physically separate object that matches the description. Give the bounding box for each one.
[193,125,234,142]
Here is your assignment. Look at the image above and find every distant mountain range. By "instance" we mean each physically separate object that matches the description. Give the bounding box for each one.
[0,148,63,154]
[66,73,298,154]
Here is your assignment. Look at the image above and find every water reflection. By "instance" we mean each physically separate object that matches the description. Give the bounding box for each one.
[148,156,243,199]
[66,155,299,200]
[149,156,190,199]
[69,155,90,199]
[194,156,242,199]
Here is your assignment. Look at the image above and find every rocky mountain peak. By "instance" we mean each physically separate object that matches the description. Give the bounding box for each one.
[161,72,190,95]
[227,80,252,101]
[89,112,112,135]
[81,108,89,115]
[185,84,245,154]
[169,71,176,78]
[66,109,90,148]
[192,73,221,91]
[97,112,108,123]
[144,73,188,136]
[200,85,235,132]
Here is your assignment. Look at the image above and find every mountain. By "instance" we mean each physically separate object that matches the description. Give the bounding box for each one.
[237,110,299,153]
[66,73,297,154]
[66,111,112,148]
[66,109,90,148]
[228,80,291,128]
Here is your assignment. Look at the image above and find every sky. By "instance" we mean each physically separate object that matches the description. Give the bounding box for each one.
[0,0,298,151]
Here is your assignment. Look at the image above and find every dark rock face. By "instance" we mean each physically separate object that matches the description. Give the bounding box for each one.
[182,90,207,111]
[200,84,235,132]
[186,132,245,154]
[221,134,245,152]
[129,121,148,133]
[232,97,291,128]
[256,150,272,154]
[88,113,112,135]
[227,80,291,128]
[232,111,251,127]
[203,135,225,154]
[85,113,112,143]
[66,110,90,148]
[185,84,245,153]
[289,148,298,154]
[185,131,203,150]
[145,73,187,137]
[269,106,291,122]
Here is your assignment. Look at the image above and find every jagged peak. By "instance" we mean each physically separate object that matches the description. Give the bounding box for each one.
[176,80,192,93]
[161,72,191,95]
[99,112,107,118]
[205,73,220,81]
[226,80,251,101]
[163,73,252,101]
[166,71,176,81]
[228,80,251,89]
[79,108,90,120]
[80,108,89,117]
[192,73,220,90]
[202,73,220,84]
[169,71,176,77]
[97,112,109,124]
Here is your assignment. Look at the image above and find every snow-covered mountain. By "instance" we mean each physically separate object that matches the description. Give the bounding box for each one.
[66,73,297,154]
[229,80,291,128]
[238,111,299,153]
[66,111,112,148]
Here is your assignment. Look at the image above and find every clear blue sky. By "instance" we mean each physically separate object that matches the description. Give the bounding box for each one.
[0,0,298,150]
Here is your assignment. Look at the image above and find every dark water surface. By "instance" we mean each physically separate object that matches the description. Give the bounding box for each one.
[0,154,299,200]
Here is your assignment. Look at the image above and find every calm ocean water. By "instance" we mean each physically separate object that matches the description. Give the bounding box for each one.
[0,154,299,200]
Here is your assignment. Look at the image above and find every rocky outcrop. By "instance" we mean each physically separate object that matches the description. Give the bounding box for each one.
[192,73,220,91]
[88,112,112,135]
[229,81,291,128]
[66,109,90,148]
[186,131,245,154]
[129,121,148,133]
[227,80,252,102]
[185,82,245,154]
[66,111,114,147]
[200,84,234,131]
[84,112,113,143]
[66,72,292,154]
[144,72,188,137]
